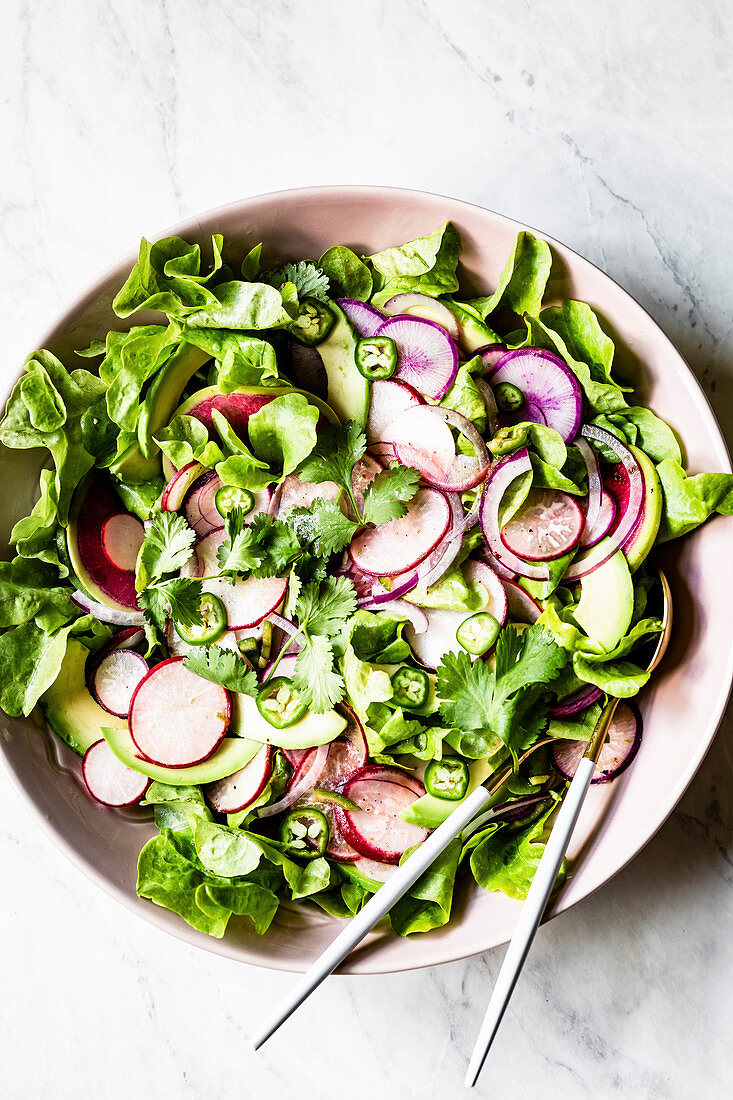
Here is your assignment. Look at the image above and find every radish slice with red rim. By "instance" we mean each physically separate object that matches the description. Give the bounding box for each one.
[206,743,273,814]
[129,657,230,767]
[376,315,459,400]
[336,298,386,337]
[101,514,145,573]
[580,491,616,548]
[549,684,603,718]
[366,378,424,445]
[479,450,551,581]
[552,703,641,783]
[83,739,150,807]
[92,649,149,717]
[477,344,509,372]
[576,438,618,548]
[349,487,451,577]
[386,405,489,492]
[334,766,428,863]
[182,527,287,628]
[382,293,460,340]
[282,747,309,769]
[407,607,479,669]
[271,474,341,517]
[348,454,383,520]
[501,579,542,624]
[161,461,205,513]
[500,488,584,562]
[259,742,330,818]
[487,348,582,442]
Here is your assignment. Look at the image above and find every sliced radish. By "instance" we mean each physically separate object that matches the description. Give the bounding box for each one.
[86,626,145,679]
[101,514,145,573]
[366,378,424,446]
[406,607,478,669]
[580,491,617,548]
[203,575,287,630]
[92,649,149,718]
[382,293,460,340]
[185,471,223,537]
[488,348,582,442]
[377,315,459,400]
[478,344,508,371]
[479,450,550,581]
[464,559,509,626]
[349,487,451,577]
[317,706,368,790]
[282,747,309,770]
[261,653,299,683]
[336,298,385,337]
[258,742,330,818]
[501,488,584,562]
[335,766,428,864]
[206,743,273,813]
[501,579,542,624]
[161,461,205,513]
[69,475,141,610]
[475,377,501,436]
[271,474,341,516]
[387,405,490,492]
[348,454,383,519]
[83,739,150,807]
[552,703,641,783]
[129,657,230,767]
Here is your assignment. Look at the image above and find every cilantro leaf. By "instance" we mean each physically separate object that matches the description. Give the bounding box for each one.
[135,510,197,590]
[290,499,359,558]
[183,645,258,695]
[293,635,344,712]
[216,510,302,579]
[263,261,330,302]
[361,464,421,526]
[138,577,203,636]
[295,575,357,638]
[436,650,494,732]
[216,508,265,577]
[295,421,366,490]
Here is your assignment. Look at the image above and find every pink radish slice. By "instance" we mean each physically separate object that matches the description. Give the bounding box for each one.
[101,514,145,573]
[464,559,508,626]
[478,344,508,371]
[185,471,223,537]
[129,657,230,767]
[204,575,288,630]
[271,474,341,516]
[349,856,398,884]
[377,315,459,400]
[83,740,150,807]
[346,763,425,797]
[349,488,451,577]
[501,488,584,562]
[335,767,428,863]
[86,626,145,683]
[549,685,603,718]
[366,378,424,445]
[336,298,385,337]
[488,349,582,442]
[580,491,617,548]
[388,405,490,492]
[318,706,368,790]
[72,475,141,610]
[161,461,205,513]
[71,590,145,628]
[382,293,460,340]
[259,743,330,818]
[552,703,641,783]
[282,747,310,769]
[501,579,542,624]
[206,743,273,813]
[407,607,479,669]
[479,450,550,581]
[92,649,149,717]
[348,455,383,519]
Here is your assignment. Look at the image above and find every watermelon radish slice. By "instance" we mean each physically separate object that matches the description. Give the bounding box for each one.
[101,514,145,573]
[129,657,230,767]
[92,649,149,717]
[83,739,150,807]
[334,766,428,863]
[487,348,582,442]
[206,742,273,813]
[552,703,641,783]
[349,488,451,576]
[161,461,205,513]
[68,475,142,611]
[501,578,542,624]
[376,315,459,400]
[382,293,460,340]
[336,298,385,337]
[366,378,424,448]
[501,488,584,561]
[478,344,509,371]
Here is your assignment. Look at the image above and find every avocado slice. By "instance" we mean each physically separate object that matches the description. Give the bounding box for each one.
[400,758,495,829]
[443,301,501,353]
[137,344,212,459]
[103,725,262,785]
[42,639,127,755]
[234,692,346,749]
[317,302,369,426]
[574,546,634,651]
[624,446,663,572]
[110,440,162,484]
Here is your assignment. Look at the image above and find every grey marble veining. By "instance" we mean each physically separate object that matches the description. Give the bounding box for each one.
[0,2,731,1097]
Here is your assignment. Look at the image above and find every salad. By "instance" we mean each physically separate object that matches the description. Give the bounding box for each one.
[1,223,731,941]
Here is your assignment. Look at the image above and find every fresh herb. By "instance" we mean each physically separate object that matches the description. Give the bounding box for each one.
[216,510,303,580]
[263,261,330,302]
[183,645,258,695]
[361,464,421,526]
[138,577,204,636]
[290,499,359,558]
[135,510,197,590]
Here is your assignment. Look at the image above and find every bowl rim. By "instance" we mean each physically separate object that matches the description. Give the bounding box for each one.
[1,183,731,973]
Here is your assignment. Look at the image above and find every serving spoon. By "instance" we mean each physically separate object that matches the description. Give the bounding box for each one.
[252,571,672,1063]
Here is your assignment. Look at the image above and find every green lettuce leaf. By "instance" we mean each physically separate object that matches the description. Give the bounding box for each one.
[656,458,733,541]
[468,802,561,901]
[389,837,461,936]
[180,328,279,389]
[0,618,82,717]
[319,245,372,301]
[440,355,486,432]
[349,610,411,664]
[369,223,461,297]
[247,392,319,478]
[0,558,76,632]
[113,235,225,319]
[465,231,552,319]
[593,407,681,465]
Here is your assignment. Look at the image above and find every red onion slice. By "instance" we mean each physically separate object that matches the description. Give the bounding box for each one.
[576,437,602,536]
[258,742,330,818]
[71,591,145,627]
[386,405,490,492]
[475,377,501,436]
[549,685,603,718]
[479,450,550,581]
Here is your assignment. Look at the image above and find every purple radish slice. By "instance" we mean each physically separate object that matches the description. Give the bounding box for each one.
[480,450,550,581]
[382,293,460,340]
[387,405,490,492]
[552,703,641,783]
[289,342,327,399]
[258,743,330,818]
[206,743,273,814]
[83,739,150,807]
[580,492,616,549]
[161,461,205,513]
[334,766,428,863]
[101,514,145,573]
[271,474,341,517]
[478,343,509,371]
[129,656,231,767]
[366,378,424,446]
[549,685,603,718]
[349,487,451,577]
[500,579,542,624]
[501,488,584,562]
[69,475,142,611]
[92,650,149,718]
[71,590,145,627]
[346,762,425,797]
[376,315,459,400]
[464,559,509,627]
[185,471,223,538]
[488,348,582,442]
[336,297,385,337]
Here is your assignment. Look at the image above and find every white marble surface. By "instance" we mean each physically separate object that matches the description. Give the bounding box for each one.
[1,2,732,1097]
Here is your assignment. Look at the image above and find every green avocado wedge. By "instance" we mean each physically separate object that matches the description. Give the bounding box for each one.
[234,692,347,750]
[624,445,663,572]
[316,302,369,426]
[137,344,212,459]
[443,301,501,353]
[42,639,127,756]
[400,758,494,829]
[103,725,263,785]
[575,547,634,651]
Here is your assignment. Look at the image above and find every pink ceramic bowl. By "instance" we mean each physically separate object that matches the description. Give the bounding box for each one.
[0,186,731,974]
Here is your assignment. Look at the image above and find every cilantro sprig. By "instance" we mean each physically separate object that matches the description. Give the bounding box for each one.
[135,509,203,641]
[263,261,330,302]
[183,645,258,695]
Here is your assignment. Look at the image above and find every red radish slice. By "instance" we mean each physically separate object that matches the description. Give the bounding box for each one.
[377,315,459,400]
[258,743,330,818]
[317,707,369,790]
[382,293,460,340]
[70,475,141,610]
[388,405,490,492]
[349,488,451,577]
[85,626,145,682]
[479,450,550,581]
[185,471,223,537]
[101,514,145,573]
[335,767,428,863]
[336,298,385,337]
[129,657,230,767]
[501,579,542,624]
[577,438,618,548]
[346,763,425,797]
[92,649,149,717]
[204,575,288,630]
[182,525,225,577]
[71,590,145,627]
[206,743,273,813]
[552,703,641,783]
[282,747,309,769]
[366,378,424,445]
[478,344,508,371]
[501,488,584,562]
[464,559,508,626]
[549,685,603,718]
[487,349,582,442]
[83,739,150,807]
[349,856,398,884]
[271,474,341,516]
[407,607,478,669]
[161,461,205,513]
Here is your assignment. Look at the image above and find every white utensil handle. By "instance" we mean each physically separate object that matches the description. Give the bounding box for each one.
[251,783,493,1051]
[465,756,595,1088]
